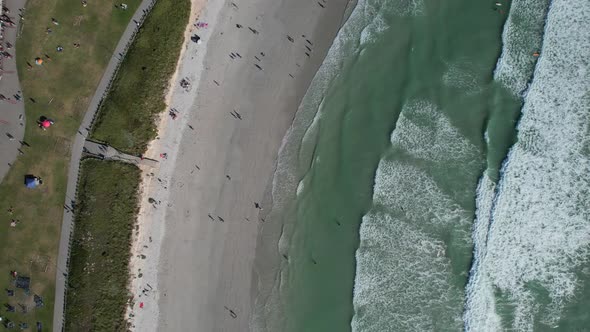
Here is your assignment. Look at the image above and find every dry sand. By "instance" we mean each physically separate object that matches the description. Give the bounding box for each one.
[127,0,352,330]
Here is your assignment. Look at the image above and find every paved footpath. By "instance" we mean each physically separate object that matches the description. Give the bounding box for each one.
[53,1,155,330]
[0,0,27,183]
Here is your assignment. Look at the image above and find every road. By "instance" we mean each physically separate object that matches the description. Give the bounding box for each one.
[0,0,26,183]
[53,0,156,330]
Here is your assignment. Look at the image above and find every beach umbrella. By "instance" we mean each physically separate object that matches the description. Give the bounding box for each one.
[38,117,55,129]
[34,57,43,65]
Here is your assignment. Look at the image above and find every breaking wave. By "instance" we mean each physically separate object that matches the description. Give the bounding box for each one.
[253,0,401,330]
[493,0,551,96]
[464,0,590,329]
[353,100,480,331]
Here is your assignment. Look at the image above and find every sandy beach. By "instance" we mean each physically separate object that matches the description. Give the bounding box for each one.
[127,0,352,330]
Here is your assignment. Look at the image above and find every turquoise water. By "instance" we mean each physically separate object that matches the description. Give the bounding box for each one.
[254,0,590,331]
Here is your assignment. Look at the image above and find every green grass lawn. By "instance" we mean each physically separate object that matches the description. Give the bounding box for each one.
[91,0,190,155]
[62,0,191,328]
[64,159,141,331]
[0,0,139,328]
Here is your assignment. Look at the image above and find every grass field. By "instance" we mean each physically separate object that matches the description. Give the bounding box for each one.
[64,159,141,331]
[91,0,190,155]
[0,0,139,328]
[62,0,191,327]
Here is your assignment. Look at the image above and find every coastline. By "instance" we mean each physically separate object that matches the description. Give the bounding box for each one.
[126,0,590,330]
[127,0,353,330]
[126,0,206,329]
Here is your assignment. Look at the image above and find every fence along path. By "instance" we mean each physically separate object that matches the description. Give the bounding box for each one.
[53,1,157,330]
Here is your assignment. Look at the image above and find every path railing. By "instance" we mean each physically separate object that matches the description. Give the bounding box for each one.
[53,1,157,330]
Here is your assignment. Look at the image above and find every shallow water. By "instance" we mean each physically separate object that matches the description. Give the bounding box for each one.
[253,0,590,330]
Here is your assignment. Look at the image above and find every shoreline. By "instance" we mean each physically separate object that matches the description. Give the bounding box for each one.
[126,0,207,329]
[128,0,354,329]
[252,0,359,327]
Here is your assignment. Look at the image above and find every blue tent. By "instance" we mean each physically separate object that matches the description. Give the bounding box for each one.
[24,176,41,189]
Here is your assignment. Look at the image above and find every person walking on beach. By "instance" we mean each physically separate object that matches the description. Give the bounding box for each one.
[224,306,237,318]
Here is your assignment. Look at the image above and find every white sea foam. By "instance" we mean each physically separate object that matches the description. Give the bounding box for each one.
[493,0,550,96]
[352,92,485,330]
[259,0,474,329]
[254,0,396,329]
[358,0,424,46]
[373,160,471,233]
[360,13,389,45]
[463,174,502,331]
[390,100,480,167]
[295,180,305,196]
[443,60,484,95]
[266,0,414,216]
[266,0,386,247]
[464,0,590,329]
[386,0,425,17]
[353,210,463,332]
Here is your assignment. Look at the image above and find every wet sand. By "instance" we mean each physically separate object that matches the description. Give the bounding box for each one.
[127,0,352,330]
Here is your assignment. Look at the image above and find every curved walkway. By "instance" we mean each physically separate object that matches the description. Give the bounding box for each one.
[0,0,27,183]
[53,1,156,330]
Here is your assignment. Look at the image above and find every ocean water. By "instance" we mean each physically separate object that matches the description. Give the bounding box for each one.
[253,0,590,331]
[465,0,590,330]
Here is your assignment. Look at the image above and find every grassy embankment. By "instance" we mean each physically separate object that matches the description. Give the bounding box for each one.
[64,160,141,331]
[0,0,138,328]
[63,0,190,328]
[92,0,191,155]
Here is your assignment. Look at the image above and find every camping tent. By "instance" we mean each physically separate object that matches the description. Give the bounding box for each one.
[16,276,30,290]
[24,176,42,189]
